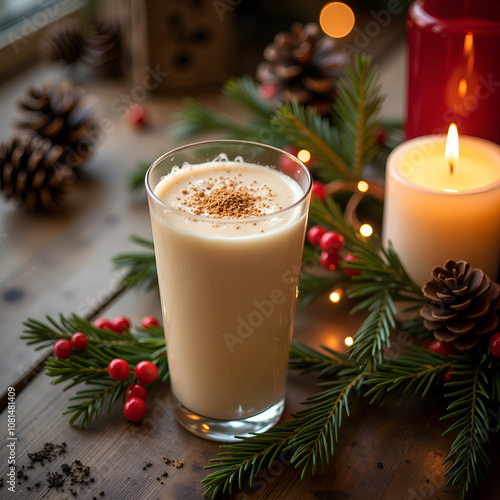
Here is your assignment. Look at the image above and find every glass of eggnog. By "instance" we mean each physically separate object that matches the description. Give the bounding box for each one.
[146,140,311,442]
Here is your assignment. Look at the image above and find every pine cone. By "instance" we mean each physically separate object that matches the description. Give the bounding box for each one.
[420,259,500,350]
[17,80,98,170]
[0,135,75,210]
[39,18,85,64]
[83,18,121,75]
[256,22,346,115]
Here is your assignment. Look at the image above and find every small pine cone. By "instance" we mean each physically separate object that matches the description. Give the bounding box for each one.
[83,18,121,75]
[0,135,75,210]
[420,259,500,350]
[256,22,347,115]
[39,18,85,64]
[17,80,98,170]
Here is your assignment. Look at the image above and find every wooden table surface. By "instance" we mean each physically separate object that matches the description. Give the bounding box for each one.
[1,55,499,500]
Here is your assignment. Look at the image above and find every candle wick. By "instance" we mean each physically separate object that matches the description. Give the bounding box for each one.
[449,161,454,175]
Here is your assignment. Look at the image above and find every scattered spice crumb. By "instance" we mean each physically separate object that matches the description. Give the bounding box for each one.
[28,442,67,465]
[376,462,384,469]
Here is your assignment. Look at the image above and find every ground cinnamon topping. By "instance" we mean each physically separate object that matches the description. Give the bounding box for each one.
[179,177,274,219]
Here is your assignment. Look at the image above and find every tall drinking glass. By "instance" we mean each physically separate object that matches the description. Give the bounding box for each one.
[146,140,311,442]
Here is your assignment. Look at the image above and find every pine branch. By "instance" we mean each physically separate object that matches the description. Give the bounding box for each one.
[366,346,454,405]
[221,76,273,118]
[202,420,298,498]
[112,236,157,291]
[271,101,353,181]
[22,313,168,427]
[289,341,358,377]
[441,356,491,497]
[348,291,396,366]
[290,371,364,476]
[309,198,423,304]
[333,55,384,178]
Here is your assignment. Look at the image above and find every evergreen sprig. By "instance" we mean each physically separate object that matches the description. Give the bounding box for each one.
[22,313,168,427]
[366,346,454,405]
[271,54,384,182]
[112,235,157,291]
[172,77,275,143]
[441,356,491,496]
[333,55,384,178]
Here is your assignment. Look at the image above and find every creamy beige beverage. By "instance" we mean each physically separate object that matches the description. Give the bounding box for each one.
[149,159,308,420]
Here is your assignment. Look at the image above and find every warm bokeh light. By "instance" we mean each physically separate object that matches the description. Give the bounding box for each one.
[329,288,343,303]
[344,336,354,346]
[357,180,369,193]
[458,78,467,98]
[463,32,474,56]
[445,123,459,172]
[320,2,355,39]
[359,224,373,237]
[297,149,311,163]
[202,423,210,431]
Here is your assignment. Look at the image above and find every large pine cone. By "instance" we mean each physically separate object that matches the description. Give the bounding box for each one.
[0,135,75,210]
[83,18,121,75]
[39,18,85,64]
[420,259,500,350]
[256,22,346,116]
[17,80,98,170]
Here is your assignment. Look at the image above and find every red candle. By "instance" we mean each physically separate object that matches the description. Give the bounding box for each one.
[406,0,500,143]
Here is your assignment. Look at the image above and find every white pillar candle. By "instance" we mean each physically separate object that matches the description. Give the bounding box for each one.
[382,131,500,287]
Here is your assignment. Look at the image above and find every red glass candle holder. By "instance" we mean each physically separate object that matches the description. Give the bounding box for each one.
[406,0,500,143]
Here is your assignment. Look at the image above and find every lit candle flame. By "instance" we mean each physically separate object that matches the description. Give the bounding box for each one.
[445,123,459,175]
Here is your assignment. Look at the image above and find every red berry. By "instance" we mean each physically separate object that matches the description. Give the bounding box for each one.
[259,84,278,99]
[278,146,300,175]
[126,383,148,401]
[431,340,456,357]
[127,104,147,127]
[93,318,114,331]
[53,339,72,359]
[111,315,131,334]
[141,316,160,329]
[422,338,432,350]
[319,231,344,255]
[108,358,130,381]
[374,127,386,145]
[135,360,158,384]
[311,181,326,201]
[342,254,360,276]
[307,226,327,246]
[70,332,88,351]
[443,367,454,382]
[123,397,147,422]
[319,251,339,271]
[489,332,500,358]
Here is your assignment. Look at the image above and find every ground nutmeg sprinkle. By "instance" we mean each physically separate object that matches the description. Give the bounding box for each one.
[176,174,279,219]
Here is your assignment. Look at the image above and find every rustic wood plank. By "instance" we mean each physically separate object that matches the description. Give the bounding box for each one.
[2,289,499,499]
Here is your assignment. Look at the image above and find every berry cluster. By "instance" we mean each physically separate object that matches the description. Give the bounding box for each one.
[307,225,359,275]
[51,315,162,422]
[107,358,159,422]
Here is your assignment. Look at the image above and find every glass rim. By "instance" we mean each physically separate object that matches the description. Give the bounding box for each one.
[145,139,312,224]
